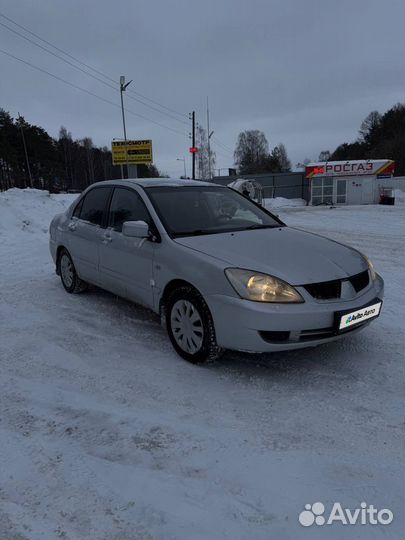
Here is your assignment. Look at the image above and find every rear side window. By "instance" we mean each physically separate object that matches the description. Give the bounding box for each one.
[79,187,111,226]
[108,188,151,232]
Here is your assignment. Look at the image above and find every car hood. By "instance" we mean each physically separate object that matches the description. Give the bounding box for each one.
[174,227,367,285]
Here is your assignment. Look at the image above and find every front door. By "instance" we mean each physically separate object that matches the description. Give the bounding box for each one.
[99,187,155,308]
[67,186,112,284]
[361,178,374,204]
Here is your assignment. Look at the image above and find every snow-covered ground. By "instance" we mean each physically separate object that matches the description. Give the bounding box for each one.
[0,188,404,540]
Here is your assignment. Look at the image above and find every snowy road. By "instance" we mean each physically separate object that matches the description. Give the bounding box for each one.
[0,189,404,539]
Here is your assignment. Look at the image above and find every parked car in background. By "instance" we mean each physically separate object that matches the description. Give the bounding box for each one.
[49,179,384,363]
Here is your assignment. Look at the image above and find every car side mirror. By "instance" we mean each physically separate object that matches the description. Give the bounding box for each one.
[122,220,149,238]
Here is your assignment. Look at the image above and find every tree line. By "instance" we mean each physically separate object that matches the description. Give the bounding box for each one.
[0,108,161,192]
[2,102,402,192]
[318,103,404,175]
[233,103,404,177]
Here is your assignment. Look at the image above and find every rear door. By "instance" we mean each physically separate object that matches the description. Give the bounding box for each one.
[99,187,156,307]
[66,186,112,284]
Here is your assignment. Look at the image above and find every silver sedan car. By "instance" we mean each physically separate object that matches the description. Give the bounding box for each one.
[49,179,384,363]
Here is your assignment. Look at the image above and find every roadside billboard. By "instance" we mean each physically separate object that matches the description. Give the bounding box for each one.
[112,140,153,165]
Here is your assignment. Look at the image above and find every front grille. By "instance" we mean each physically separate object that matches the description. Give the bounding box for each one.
[303,270,370,300]
[259,322,368,345]
[299,322,368,341]
[299,328,335,341]
[304,279,342,300]
[348,270,369,292]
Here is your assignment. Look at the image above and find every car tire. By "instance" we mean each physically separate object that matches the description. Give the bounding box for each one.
[166,286,223,363]
[58,248,88,294]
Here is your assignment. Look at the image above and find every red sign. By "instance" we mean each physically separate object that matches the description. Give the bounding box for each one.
[313,166,325,175]
[305,160,395,179]
[189,147,198,153]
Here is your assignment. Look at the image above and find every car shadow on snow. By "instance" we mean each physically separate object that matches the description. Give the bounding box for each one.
[79,284,161,326]
[75,283,375,385]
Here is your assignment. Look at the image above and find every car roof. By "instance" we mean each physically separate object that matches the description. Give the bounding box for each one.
[89,178,220,188]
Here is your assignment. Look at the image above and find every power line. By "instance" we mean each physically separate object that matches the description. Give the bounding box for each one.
[0,48,186,136]
[211,142,234,158]
[210,145,234,162]
[0,19,189,127]
[0,11,189,122]
[212,135,234,154]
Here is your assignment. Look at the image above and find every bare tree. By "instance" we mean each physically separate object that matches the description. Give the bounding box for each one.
[234,130,269,174]
[196,125,216,180]
[358,111,381,142]
[277,143,291,171]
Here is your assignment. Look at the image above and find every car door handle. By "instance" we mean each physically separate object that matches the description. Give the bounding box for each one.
[68,222,77,231]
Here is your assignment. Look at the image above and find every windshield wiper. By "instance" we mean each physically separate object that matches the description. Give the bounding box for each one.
[173,224,281,237]
[172,229,212,237]
[244,224,278,230]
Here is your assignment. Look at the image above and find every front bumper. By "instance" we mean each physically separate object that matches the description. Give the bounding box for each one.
[206,274,384,353]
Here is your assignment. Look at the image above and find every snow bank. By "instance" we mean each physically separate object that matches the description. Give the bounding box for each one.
[263,197,306,209]
[0,188,77,240]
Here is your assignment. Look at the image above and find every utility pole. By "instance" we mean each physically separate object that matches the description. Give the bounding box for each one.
[120,75,133,178]
[206,97,214,181]
[18,113,33,188]
[190,111,196,180]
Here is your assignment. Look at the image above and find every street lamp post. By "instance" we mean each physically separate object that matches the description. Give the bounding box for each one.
[176,157,187,178]
[113,137,125,180]
[120,75,133,178]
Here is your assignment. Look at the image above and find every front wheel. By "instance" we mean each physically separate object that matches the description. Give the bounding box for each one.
[166,286,223,363]
[58,248,88,294]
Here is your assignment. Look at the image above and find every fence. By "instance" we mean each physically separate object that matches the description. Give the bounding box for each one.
[213,172,309,201]
[261,184,308,200]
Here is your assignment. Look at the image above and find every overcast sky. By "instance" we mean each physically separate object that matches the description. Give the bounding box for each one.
[0,0,403,177]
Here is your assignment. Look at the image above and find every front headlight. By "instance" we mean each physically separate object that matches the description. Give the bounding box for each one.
[225,268,304,303]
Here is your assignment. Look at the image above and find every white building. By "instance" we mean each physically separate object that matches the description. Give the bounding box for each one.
[305,159,395,205]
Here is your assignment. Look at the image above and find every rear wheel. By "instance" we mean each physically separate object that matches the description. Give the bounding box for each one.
[166,286,223,363]
[58,248,88,294]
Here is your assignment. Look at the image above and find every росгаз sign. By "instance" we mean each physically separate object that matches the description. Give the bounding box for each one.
[111,140,153,165]
[305,159,395,179]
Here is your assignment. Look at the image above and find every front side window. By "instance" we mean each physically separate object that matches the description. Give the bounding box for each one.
[72,197,83,218]
[79,187,112,226]
[145,186,283,237]
[108,188,151,232]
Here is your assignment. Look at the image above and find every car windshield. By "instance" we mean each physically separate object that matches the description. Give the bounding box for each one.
[144,186,284,237]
